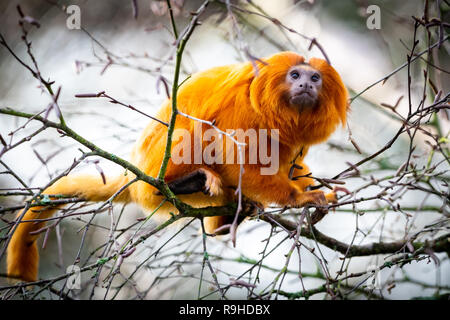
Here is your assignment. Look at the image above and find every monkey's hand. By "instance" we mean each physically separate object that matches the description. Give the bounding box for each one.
[325,186,351,204]
[325,191,338,204]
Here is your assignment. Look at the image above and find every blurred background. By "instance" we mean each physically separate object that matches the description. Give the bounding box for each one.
[0,0,449,299]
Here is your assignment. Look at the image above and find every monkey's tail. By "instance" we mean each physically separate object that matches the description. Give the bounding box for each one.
[6,174,130,282]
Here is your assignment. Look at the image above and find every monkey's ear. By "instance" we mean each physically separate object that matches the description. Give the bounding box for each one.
[309,57,349,125]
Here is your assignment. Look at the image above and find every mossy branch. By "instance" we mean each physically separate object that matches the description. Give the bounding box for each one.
[260,213,450,257]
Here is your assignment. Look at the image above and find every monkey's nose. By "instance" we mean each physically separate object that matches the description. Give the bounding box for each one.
[299,82,313,90]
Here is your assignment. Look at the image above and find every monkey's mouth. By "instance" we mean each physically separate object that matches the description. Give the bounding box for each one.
[290,92,316,107]
[293,92,312,99]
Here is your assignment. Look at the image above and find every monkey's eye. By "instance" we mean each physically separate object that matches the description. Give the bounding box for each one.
[290,71,300,79]
[311,73,320,82]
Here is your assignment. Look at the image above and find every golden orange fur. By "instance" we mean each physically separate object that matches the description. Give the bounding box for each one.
[7,51,348,282]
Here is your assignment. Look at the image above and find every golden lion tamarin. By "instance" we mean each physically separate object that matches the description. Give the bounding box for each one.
[7,51,348,282]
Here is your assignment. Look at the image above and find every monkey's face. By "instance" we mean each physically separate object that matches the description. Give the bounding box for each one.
[250,53,347,145]
[285,64,322,110]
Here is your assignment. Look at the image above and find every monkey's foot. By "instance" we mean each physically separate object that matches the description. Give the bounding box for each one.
[309,208,329,225]
[309,187,351,224]
[294,190,328,208]
[201,168,223,196]
[293,190,329,225]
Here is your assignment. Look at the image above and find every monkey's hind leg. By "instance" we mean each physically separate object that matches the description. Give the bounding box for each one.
[167,170,208,195]
[161,168,223,197]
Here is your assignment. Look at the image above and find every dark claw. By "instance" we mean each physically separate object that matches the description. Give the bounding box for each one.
[309,208,328,225]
